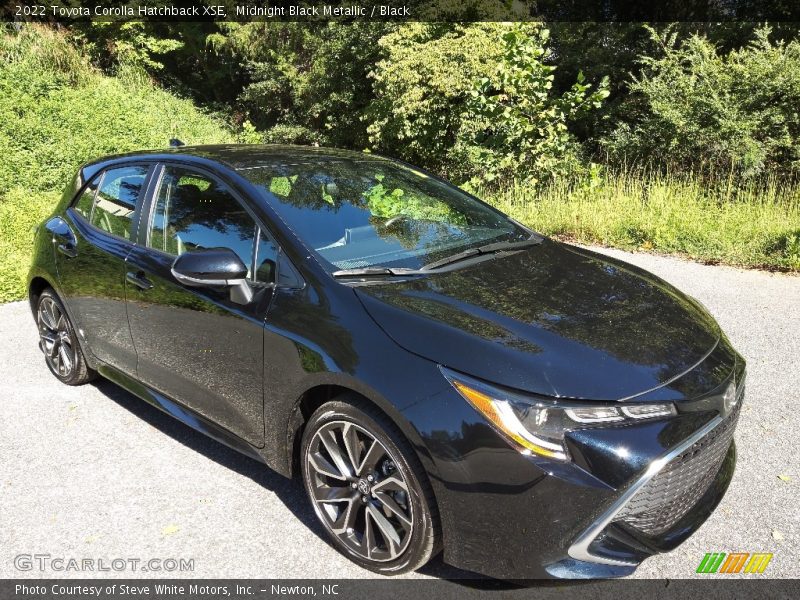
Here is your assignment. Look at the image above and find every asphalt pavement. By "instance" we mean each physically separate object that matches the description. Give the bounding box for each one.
[1,246,798,580]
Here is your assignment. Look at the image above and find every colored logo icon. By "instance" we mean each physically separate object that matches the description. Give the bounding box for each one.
[697,552,773,574]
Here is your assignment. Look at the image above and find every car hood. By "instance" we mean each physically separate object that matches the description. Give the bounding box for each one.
[354,240,721,400]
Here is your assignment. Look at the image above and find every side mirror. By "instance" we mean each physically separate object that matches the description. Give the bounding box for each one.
[171,248,253,305]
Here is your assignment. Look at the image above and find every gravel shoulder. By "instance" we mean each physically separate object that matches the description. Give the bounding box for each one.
[1,246,798,580]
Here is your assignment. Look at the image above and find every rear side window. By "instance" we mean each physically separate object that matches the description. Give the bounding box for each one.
[89,166,148,239]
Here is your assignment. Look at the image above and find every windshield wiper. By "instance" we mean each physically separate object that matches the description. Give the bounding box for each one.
[420,236,543,271]
[331,236,543,279]
[331,267,423,278]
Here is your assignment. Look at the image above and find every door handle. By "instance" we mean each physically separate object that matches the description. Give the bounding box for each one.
[126,271,154,291]
[57,242,78,258]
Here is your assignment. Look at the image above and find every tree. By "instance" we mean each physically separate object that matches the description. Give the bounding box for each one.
[464,26,609,186]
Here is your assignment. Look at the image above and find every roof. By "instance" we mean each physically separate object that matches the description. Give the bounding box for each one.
[89,144,388,172]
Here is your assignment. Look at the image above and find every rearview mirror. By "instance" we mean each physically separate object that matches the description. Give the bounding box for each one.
[171,248,253,305]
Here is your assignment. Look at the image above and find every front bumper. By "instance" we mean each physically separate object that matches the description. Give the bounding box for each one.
[404,357,744,579]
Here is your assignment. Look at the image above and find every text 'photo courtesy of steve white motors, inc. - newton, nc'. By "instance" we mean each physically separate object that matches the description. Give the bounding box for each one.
[14,583,343,597]
[17,3,411,18]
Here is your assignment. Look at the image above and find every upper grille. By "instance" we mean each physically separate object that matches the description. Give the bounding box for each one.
[614,385,743,536]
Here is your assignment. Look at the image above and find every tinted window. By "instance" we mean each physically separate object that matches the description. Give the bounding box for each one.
[90,166,148,239]
[148,166,258,278]
[243,160,525,271]
[73,175,101,220]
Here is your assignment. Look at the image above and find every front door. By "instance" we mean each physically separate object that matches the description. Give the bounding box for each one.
[125,164,277,446]
[56,165,152,375]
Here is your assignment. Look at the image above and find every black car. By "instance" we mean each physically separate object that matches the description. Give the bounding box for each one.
[28,145,744,579]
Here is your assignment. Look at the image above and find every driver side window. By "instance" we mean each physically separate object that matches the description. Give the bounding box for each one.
[147,166,276,283]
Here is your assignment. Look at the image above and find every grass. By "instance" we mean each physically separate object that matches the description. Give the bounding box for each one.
[485,169,800,272]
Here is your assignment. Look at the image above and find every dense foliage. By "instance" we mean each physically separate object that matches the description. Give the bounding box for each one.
[465,26,609,185]
[364,24,609,186]
[67,20,800,181]
[605,26,800,178]
[1,21,799,303]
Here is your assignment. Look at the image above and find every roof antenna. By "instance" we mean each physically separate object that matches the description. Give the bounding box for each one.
[169,138,185,147]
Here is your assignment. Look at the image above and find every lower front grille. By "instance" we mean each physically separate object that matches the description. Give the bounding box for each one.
[615,399,741,536]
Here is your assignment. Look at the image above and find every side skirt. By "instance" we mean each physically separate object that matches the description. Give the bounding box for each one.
[97,363,266,463]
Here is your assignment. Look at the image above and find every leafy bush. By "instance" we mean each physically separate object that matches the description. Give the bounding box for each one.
[366,23,506,181]
[0,188,57,303]
[464,26,609,185]
[210,22,390,149]
[605,25,800,178]
[366,23,608,185]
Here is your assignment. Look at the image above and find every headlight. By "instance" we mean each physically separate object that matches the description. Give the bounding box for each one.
[441,367,676,461]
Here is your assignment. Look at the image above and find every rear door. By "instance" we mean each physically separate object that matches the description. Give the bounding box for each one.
[124,163,276,446]
[56,164,153,375]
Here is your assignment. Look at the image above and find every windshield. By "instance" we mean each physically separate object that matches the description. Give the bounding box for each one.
[242,159,527,271]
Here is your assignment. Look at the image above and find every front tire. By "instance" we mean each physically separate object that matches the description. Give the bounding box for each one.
[36,288,95,386]
[300,396,440,575]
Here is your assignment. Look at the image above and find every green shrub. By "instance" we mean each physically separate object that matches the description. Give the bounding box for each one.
[366,23,608,185]
[605,25,800,178]
[365,23,508,182]
[464,26,609,186]
[0,188,58,303]
[0,24,232,196]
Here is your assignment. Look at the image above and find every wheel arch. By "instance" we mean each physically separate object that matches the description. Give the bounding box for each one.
[283,382,438,489]
[27,274,98,371]
[28,275,54,317]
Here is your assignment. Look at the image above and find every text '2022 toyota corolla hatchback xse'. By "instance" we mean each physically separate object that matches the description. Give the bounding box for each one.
[28,145,745,578]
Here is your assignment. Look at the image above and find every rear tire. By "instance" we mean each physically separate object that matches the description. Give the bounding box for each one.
[300,395,440,575]
[36,288,95,386]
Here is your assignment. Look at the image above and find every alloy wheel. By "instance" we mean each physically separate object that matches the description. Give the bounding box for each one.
[304,420,414,562]
[38,296,75,378]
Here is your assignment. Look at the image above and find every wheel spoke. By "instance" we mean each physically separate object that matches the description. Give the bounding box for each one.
[58,344,73,374]
[312,484,355,504]
[358,439,386,476]
[362,508,375,560]
[330,497,360,534]
[366,504,402,559]
[39,333,57,357]
[47,302,60,329]
[371,475,408,494]
[39,302,57,330]
[373,492,412,527]
[40,331,57,344]
[341,423,362,475]
[308,451,347,481]
[53,347,62,373]
[319,429,354,479]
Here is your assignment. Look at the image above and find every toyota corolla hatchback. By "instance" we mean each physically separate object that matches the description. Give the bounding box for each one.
[28,145,744,578]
